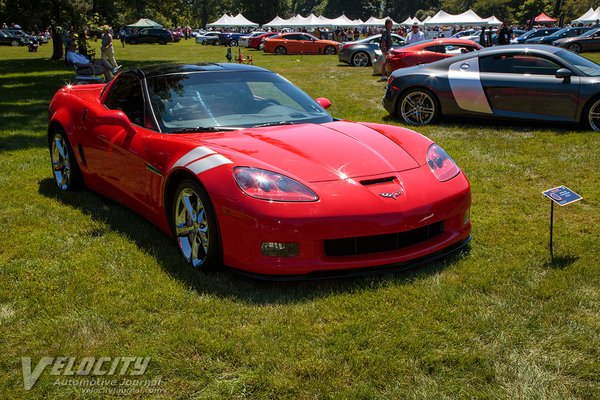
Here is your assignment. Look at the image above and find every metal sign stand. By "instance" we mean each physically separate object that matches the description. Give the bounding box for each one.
[542,185,583,262]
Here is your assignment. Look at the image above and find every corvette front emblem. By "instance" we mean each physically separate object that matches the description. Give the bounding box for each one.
[379,190,403,200]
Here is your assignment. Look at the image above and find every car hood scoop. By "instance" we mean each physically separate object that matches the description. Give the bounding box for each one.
[201,121,419,182]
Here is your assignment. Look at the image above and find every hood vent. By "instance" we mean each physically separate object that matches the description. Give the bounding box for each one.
[360,176,396,186]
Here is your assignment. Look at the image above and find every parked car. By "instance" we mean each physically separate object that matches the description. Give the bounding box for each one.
[525,27,592,45]
[0,30,27,46]
[384,39,481,74]
[383,44,600,131]
[511,28,560,44]
[451,29,478,38]
[0,29,31,46]
[47,63,471,277]
[553,27,600,53]
[168,29,182,42]
[338,34,405,67]
[125,28,174,45]
[195,32,220,45]
[219,32,247,46]
[239,31,265,47]
[263,32,339,55]
[251,32,279,50]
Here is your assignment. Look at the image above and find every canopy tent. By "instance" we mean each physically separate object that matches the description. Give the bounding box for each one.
[263,16,287,28]
[484,16,502,25]
[400,17,422,26]
[362,16,386,25]
[572,7,600,24]
[207,13,258,27]
[328,14,358,27]
[424,9,486,25]
[534,12,557,23]
[126,18,163,29]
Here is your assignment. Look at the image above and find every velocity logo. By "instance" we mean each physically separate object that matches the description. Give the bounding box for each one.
[21,357,150,390]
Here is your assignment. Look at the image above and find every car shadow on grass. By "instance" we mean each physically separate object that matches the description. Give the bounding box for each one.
[38,177,470,305]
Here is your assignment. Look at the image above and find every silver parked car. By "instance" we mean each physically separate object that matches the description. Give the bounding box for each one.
[338,34,405,67]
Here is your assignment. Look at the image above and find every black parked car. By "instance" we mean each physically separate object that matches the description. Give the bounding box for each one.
[511,28,560,44]
[0,29,31,46]
[525,27,593,45]
[125,28,174,45]
[553,28,600,53]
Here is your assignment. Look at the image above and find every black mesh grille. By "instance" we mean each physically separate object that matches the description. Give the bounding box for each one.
[324,221,444,257]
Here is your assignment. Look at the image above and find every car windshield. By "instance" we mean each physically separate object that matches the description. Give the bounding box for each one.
[546,28,570,38]
[147,70,334,132]
[580,28,600,37]
[557,49,600,76]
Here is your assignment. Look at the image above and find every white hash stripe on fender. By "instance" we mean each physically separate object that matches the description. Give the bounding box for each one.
[171,146,216,169]
[187,154,233,174]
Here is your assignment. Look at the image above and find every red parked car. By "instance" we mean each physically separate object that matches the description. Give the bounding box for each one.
[48,64,471,278]
[385,38,481,75]
[249,32,279,50]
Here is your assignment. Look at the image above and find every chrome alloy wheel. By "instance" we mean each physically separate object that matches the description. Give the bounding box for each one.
[588,98,600,131]
[51,133,71,190]
[400,91,436,125]
[174,187,210,268]
[352,51,370,67]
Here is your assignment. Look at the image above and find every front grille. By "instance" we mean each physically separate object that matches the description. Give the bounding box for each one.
[324,221,444,257]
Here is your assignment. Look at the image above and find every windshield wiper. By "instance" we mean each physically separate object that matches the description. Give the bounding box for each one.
[253,121,296,128]
[169,126,241,133]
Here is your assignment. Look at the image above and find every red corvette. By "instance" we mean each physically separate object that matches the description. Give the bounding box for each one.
[48,64,471,278]
[385,38,481,75]
[249,32,279,50]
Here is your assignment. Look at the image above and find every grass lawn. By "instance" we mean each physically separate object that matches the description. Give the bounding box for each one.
[0,39,599,399]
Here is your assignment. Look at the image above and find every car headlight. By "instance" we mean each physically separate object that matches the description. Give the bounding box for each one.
[233,167,319,202]
[426,144,460,182]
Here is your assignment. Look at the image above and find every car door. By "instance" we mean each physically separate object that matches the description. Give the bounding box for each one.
[478,52,580,122]
[83,73,153,209]
[282,34,301,54]
[299,34,319,54]
[581,32,600,52]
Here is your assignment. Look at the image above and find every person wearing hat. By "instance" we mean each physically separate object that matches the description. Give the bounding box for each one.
[406,21,425,44]
[101,25,119,71]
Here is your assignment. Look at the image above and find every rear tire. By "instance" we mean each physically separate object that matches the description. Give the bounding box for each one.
[568,43,581,53]
[351,51,371,67]
[171,179,221,270]
[11,40,19,46]
[275,46,287,55]
[49,129,82,190]
[159,38,166,45]
[396,88,440,126]
[229,39,238,47]
[584,97,600,131]
[324,45,337,55]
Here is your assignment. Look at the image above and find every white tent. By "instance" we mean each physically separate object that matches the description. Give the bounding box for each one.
[263,15,288,28]
[424,9,486,25]
[422,16,432,24]
[207,13,258,27]
[572,7,600,24]
[363,16,386,25]
[400,17,422,26]
[329,14,358,27]
[484,16,502,26]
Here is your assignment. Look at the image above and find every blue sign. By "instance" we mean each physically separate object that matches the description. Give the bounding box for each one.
[542,186,583,206]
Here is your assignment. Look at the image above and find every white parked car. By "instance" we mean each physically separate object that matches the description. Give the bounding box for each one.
[195,32,220,45]
[239,31,265,47]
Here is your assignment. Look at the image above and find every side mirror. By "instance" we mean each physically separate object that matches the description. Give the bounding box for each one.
[555,68,572,82]
[96,110,136,135]
[315,97,332,110]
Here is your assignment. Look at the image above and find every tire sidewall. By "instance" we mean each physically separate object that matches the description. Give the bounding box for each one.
[396,88,440,126]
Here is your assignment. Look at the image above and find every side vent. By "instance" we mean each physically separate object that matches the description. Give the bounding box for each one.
[77,144,87,166]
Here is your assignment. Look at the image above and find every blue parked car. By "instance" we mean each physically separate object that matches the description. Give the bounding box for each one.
[219,32,247,46]
[511,28,559,44]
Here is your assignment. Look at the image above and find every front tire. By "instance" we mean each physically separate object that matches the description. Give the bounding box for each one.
[49,129,82,190]
[351,51,370,67]
[158,38,166,45]
[11,40,19,46]
[324,45,337,55]
[396,88,440,126]
[568,43,581,53]
[172,179,221,270]
[229,39,238,47]
[275,46,287,55]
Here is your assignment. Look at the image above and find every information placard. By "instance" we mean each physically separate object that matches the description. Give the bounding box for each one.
[542,186,582,206]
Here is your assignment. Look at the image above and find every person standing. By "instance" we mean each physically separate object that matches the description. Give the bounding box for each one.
[101,26,119,70]
[497,21,509,45]
[380,19,393,81]
[406,22,425,44]
[119,27,127,48]
[479,26,487,47]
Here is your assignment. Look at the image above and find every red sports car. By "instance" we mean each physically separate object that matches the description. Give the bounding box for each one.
[48,64,471,278]
[263,32,339,55]
[249,32,278,50]
[385,38,481,75]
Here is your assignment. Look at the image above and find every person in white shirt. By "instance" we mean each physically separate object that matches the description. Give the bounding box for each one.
[406,22,425,44]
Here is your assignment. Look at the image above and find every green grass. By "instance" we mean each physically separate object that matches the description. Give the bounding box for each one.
[0,39,599,399]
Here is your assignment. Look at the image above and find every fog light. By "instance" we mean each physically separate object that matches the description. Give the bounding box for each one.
[261,242,299,257]
[464,208,471,224]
